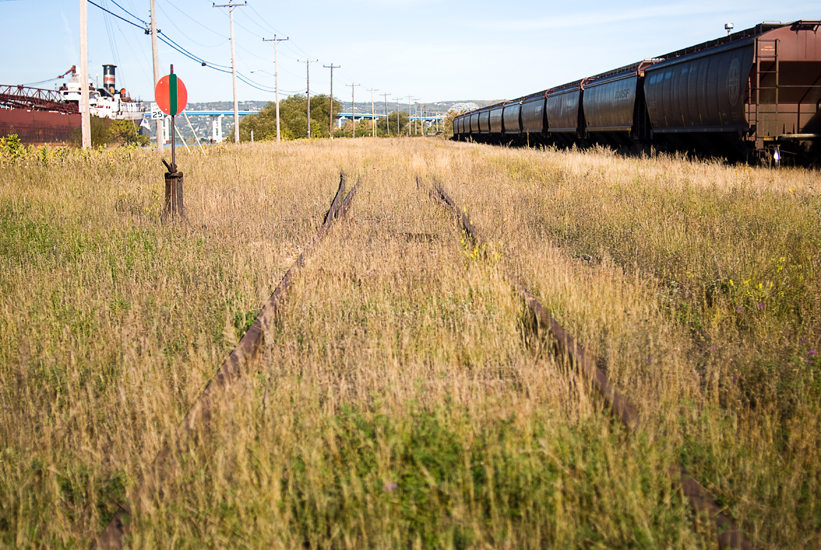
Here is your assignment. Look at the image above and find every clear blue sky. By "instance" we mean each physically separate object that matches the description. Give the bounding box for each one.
[3,0,818,105]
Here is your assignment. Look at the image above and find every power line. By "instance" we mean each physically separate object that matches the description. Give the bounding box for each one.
[274,48,302,64]
[116,22,152,89]
[340,67,360,87]
[233,8,315,69]
[85,0,301,97]
[236,41,275,63]
[231,9,266,38]
[88,0,266,81]
[106,0,153,86]
[161,0,225,38]
[158,32,231,69]
[91,0,228,71]
[155,1,228,48]
[248,4,280,35]
[109,0,145,24]
[88,0,142,30]
[101,0,124,88]
[282,39,314,60]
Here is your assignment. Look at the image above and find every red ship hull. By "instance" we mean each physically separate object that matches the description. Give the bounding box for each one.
[0,108,80,145]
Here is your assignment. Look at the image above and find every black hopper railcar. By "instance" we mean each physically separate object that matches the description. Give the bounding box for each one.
[453,21,821,164]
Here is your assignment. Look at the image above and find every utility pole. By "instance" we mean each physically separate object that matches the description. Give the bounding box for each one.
[263,35,288,142]
[213,1,247,143]
[381,92,391,137]
[149,0,161,150]
[297,59,318,138]
[346,83,360,138]
[79,0,91,148]
[406,96,417,136]
[323,63,340,139]
[423,103,427,135]
[367,88,378,137]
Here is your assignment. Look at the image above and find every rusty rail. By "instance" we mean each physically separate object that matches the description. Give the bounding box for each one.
[428,178,754,550]
[96,173,360,549]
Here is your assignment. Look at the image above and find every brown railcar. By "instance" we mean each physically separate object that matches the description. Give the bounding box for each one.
[645,21,821,161]
[454,20,821,163]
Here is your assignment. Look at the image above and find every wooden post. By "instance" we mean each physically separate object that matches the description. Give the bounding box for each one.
[164,170,184,219]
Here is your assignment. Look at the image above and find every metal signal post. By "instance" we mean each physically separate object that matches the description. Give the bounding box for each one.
[155,65,188,220]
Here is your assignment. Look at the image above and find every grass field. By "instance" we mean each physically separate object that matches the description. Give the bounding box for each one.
[0,138,819,549]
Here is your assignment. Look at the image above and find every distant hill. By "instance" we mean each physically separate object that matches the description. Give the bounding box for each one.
[156,98,500,141]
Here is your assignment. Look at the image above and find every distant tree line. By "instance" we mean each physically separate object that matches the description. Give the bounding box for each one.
[240,94,416,141]
[442,109,464,138]
[239,94,339,141]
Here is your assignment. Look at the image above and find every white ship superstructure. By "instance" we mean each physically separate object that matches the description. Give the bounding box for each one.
[59,64,145,123]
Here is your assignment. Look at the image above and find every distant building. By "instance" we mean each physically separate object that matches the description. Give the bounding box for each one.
[449,102,480,113]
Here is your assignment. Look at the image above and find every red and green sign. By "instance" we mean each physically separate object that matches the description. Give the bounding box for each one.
[154,73,188,116]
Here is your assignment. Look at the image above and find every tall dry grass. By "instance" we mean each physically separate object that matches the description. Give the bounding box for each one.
[440,143,821,548]
[0,138,818,549]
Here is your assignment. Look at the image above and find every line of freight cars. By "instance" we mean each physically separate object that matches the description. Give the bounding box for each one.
[453,21,821,165]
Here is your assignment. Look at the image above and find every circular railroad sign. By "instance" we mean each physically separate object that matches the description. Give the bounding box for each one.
[154,73,188,116]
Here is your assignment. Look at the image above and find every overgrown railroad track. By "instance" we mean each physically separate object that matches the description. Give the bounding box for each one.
[427,178,754,550]
[97,175,360,548]
[96,172,753,549]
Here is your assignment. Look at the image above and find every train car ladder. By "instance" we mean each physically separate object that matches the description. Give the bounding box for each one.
[755,38,779,139]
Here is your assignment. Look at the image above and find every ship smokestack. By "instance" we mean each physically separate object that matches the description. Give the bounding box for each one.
[103,64,117,94]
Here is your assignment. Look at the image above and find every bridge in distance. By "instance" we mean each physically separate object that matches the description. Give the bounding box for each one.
[164,110,444,142]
